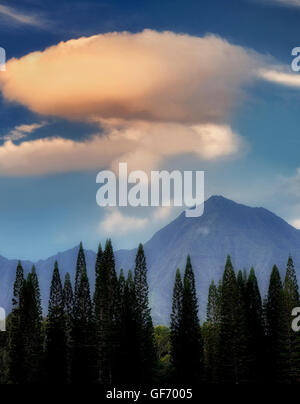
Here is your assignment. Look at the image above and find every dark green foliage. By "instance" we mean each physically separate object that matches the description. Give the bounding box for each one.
[170,268,183,380]
[203,280,221,383]
[114,269,139,383]
[46,262,67,383]
[207,280,221,324]
[93,243,103,311]
[8,262,24,383]
[219,255,240,383]
[283,257,300,383]
[12,261,24,308]
[235,270,249,382]
[245,267,265,382]
[94,239,118,383]
[4,245,300,385]
[8,264,43,384]
[265,265,289,383]
[72,244,95,383]
[134,243,156,383]
[154,325,172,383]
[63,272,74,383]
[19,267,44,383]
[170,257,203,384]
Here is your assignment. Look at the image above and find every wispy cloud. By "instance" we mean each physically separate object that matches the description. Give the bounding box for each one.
[1,121,47,142]
[100,207,172,235]
[289,218,300,229]
[259,69,300,88]
[261,0,300,7]
[0,4,43,27]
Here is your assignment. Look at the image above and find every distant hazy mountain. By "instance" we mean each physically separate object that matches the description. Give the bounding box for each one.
[1,195,300,325]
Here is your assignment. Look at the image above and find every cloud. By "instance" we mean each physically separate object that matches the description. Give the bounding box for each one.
[0,30,264,124]
[0,4,43,27]
[10,30,300,176]
[262,0,300,7]
[259,69,300,88]
[289,219,300,229]
[101,210,148,235]
[0,122,241,176]
[100,206,172,235]
[1,121,47,142]
[0,30,260,175]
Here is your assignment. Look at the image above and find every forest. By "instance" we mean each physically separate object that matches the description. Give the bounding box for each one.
[0,240,299,384]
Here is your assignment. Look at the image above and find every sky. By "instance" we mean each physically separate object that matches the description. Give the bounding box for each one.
[0,0,300,260]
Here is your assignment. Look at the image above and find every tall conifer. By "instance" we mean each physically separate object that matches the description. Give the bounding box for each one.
[46,262,67,383]
[134,243,155,383]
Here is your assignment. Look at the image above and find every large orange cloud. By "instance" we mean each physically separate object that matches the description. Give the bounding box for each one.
[0,30,270,176]
[0,30,264,124]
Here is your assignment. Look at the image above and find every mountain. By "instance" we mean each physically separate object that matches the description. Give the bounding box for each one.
[1,195,300,324]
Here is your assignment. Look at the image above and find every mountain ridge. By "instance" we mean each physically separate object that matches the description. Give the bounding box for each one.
[1,195,300,324]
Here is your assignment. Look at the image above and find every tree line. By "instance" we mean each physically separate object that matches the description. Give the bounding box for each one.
[0,242,299,384]
[170,255,300,384]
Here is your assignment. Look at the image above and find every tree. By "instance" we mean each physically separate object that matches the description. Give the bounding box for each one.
[245,267,264,382]
[180,256,203,384]
[93,243,103,311]
[63,272,74,383]
[219,255,239,384]
[74,242,86,305]
[8,262,24,383]
[170,268,183,381]
[265,265,289,383]
[134,243,156,383]
[114,269,139,383]
[235,270,249,382]
[203,280,221,383]
[46,261,67,383]
[283,256,300,383]
[19,268,43,383]
[154,325,172,383]
[207,280,221,324]
[72,244,94,383]
[95,239,118,383]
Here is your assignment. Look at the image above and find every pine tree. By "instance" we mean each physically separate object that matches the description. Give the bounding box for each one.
[8,262,24,383]
[207,280,221,324]
[114,269,139,383]
[265,265,289,383]
[170,268,183,381]
[72,244,94,383]
[63,272,74,383]
[219,255,239,384]
[235,270,249,382]
[180,256,203,384]
[283,256,300,383]
[74,242,86,303]
[12,261,24,307]
[20,268,43,383]
[95,239,118,383]
[46,261,67,383]
[203,280,221,383]
[245,267,264,382]
[93,243,103,310]
[63,272,74,322]
[134,243,156,383]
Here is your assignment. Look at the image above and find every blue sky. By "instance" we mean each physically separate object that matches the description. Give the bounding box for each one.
[0,0,300,260]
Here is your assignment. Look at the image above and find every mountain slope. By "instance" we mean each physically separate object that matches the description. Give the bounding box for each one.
[1,195,300,324]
